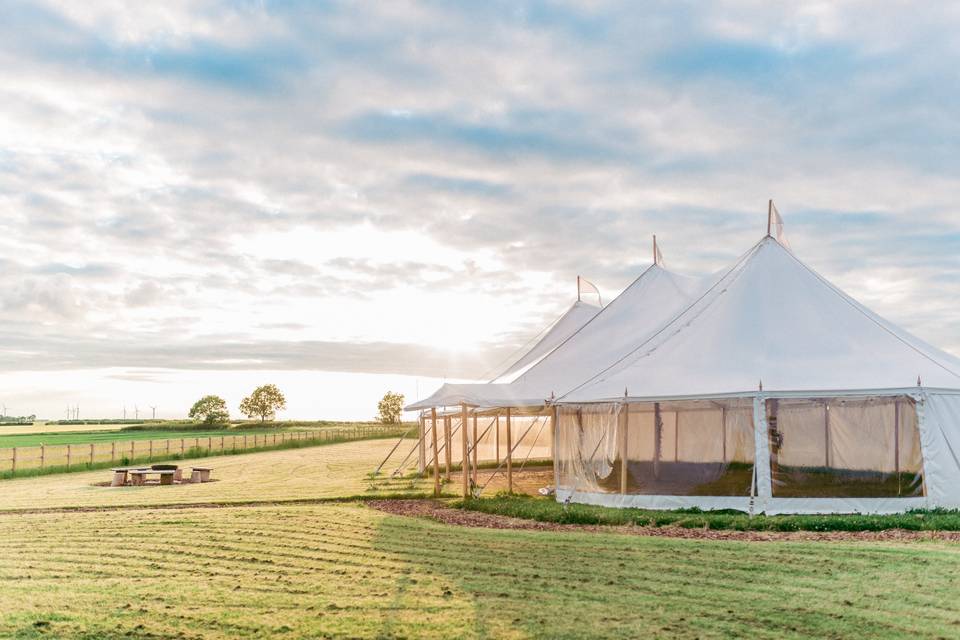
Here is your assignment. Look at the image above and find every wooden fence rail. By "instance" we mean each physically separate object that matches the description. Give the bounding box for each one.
[1,426,405,474]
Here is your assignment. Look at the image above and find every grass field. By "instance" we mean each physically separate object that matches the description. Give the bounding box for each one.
[0,438,430,511]
[0,427,289,448]
[2,438,960,638]
[3,502,960,639]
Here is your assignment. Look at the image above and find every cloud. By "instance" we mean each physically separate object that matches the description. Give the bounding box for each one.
[2,0,960,418]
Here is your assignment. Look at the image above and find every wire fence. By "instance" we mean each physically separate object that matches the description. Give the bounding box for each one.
[1,425,406,475]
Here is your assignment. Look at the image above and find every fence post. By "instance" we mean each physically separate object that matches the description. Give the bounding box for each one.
[89,443,94,466]
[111,442,116,463]
[220,436,224,452]
[11,447,16,474]
[208,437,212,453]
[67,444,71,469]
[40,444,44,469]
[195,438,199,453]
[149,440,153,461]
[180,439,184,456]
[131,441,135,461]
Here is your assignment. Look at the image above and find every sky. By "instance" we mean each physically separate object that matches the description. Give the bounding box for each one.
[1,1,959,421]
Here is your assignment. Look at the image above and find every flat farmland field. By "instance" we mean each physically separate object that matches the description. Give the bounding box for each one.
[3,502,960,639]
[2,437,960,639]
[0,438,429,511]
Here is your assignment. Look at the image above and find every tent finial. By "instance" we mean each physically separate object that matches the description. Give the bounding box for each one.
[758,379,763,392]
[624,387,629,398]
[766,200,773,237]
[918,376,922,387]
[576,275,581,302]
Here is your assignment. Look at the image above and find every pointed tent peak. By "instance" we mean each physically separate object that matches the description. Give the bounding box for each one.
[653,234,665,267]
[766,199,790,249]
[577,276,603,307]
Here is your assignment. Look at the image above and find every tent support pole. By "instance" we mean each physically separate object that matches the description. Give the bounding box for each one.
[721,406,727,464]
[418,413,426,475]
[653,402,662,480]
[472,412,479,485]
[824,401,831,468]
[444,416,451,480]
[619,402,629,494]
[552,405,560,493]
[495,414,500,465]
[768,399,780,478]
[506,408,513,494]
[894,399,901,496]
[675,411,680,462]
[431,408,440,496]
[461,404,469,498]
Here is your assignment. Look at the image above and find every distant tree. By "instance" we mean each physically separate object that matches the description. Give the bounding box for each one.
[377,391,405,424]
[240,384,287,422]
[188,395,230,425]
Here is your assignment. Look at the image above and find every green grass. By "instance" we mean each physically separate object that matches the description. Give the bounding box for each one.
[454,494,960,532]
[2,502,960,639]
[0,427,290,448]
[0,428,407,481]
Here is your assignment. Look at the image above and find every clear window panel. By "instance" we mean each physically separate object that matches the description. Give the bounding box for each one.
[769,396,923,498]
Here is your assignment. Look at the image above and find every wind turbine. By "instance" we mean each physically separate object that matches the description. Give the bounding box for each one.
[150,406,157,420]
[1,404,6,418]
[123,406,127,420]
[134,405,139,420]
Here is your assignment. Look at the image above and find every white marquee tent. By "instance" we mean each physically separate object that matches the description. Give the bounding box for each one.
[406,219,960,514]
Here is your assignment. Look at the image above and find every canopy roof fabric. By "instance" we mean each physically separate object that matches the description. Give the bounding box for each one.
[406,263,711,410]
[562,238,960,402]
[409,235,960,411]
[492,300,601,383]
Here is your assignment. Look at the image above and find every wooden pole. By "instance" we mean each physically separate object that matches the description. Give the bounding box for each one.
[11,447,15,474]
[506,408,513,494]
[653,402,662,480]
[111,441,116,463]
[67,444,71,469]
[721,406,727,463]
[89,443,94,466]
[472,412,478,484]
[674,411,680,462]
[768,398,780,477]
[431,408,440,496]
[495,414,500,465]
[40,443,44,469]
[824,401,831,467]
[619,402,629,494]
[461,404,469,498]
[553,405,560,493]
[418,413,427,476]
[444,416,451,480]
[894,399,901,495]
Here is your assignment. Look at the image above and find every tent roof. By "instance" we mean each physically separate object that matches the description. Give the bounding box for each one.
[406,262,710,411]
[492,300,602,383]
[562,237,960,402]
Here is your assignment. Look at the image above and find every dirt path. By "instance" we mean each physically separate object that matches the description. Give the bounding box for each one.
[368,499,960,543]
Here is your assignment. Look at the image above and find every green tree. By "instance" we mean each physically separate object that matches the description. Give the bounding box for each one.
[377,391,405,424]
[188,395,230,425]
[239,384,287,422]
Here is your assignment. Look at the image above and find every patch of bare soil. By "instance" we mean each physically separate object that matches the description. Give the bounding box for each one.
[367,499,960,543]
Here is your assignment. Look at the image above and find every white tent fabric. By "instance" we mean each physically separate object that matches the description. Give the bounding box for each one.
[406,263,711,411]
[561,238,960,401]
[492,300,602,384]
